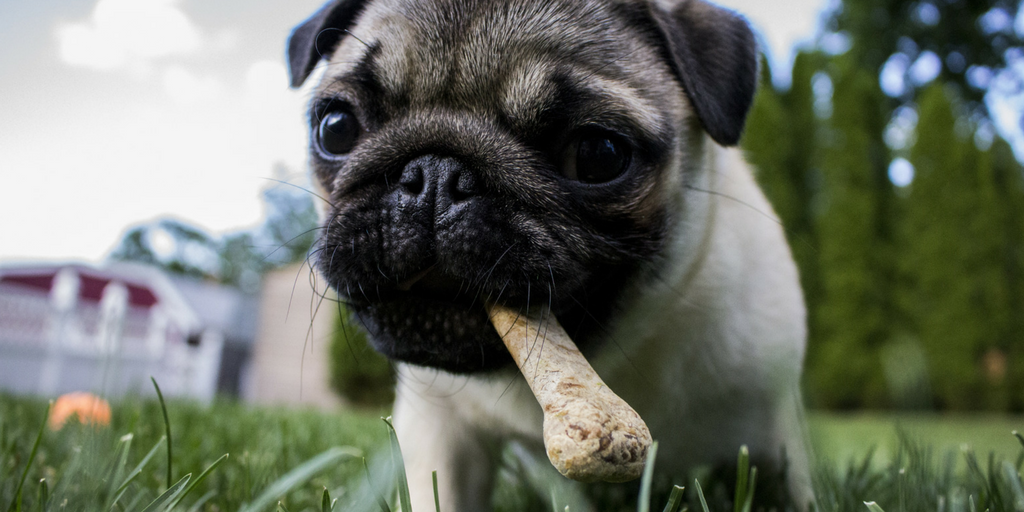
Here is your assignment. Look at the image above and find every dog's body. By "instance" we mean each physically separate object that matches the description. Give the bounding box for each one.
[392,148,811,510]
[288,0,811,509]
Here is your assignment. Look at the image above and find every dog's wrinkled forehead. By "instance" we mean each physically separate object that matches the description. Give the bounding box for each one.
[291,0,758,146]
[321,0,675,132]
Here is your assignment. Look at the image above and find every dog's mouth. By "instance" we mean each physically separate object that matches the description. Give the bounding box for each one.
[333,259,637,373]
[374,264,483,307]
[394,264,471,298]
[395,266,436,291]
[341,266,514,373]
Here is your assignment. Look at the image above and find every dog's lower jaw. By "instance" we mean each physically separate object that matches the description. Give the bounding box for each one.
[353,297,512,373]
[335,259,653,374]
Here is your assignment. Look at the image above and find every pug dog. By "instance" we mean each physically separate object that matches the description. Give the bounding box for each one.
[287,0,812,509]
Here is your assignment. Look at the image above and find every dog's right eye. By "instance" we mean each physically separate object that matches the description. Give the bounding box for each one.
[318,109,361,156]
[562,129,632,185]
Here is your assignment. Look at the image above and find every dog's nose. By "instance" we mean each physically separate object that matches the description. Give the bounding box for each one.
[398,155,479,214]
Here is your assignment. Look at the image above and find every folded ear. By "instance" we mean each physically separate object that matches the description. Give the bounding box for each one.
[287,0,371,88]
[652,0,758,146]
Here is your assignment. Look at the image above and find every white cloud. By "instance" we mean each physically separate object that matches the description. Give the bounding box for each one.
[0,58,311,263]
[244,61,292,101]
[56,0,202,71]
[162,65,225,105]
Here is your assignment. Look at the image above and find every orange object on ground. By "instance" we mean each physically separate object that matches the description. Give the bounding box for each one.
[49,392,112,430]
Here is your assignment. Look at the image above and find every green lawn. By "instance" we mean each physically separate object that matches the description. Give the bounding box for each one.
[0,394,391,511]
[809,412,1024,469]
[2,393,1023,512]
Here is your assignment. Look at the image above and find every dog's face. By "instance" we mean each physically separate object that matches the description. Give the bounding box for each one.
[288,0,757,374]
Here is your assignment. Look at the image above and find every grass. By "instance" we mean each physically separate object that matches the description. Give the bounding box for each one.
[1,390,1022,512]
[0,392,387,511]
[809,413,1024,469]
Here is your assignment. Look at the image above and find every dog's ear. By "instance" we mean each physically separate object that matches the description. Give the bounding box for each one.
[652,0,758,146]
[288,0,371,88]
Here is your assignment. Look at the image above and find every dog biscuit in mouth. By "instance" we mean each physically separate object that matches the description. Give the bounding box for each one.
[486,303,652,483]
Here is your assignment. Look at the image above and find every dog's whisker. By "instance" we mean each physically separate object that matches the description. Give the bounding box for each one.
[261,176,333,207]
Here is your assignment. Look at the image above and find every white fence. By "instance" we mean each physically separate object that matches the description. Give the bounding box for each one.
[0,279,221,401]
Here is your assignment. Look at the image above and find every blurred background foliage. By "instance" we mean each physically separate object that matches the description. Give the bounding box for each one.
[744,0,1024,411]
[108,165,319,294]
[329,310,395,407]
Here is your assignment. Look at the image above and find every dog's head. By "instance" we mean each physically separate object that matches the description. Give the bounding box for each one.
[288,0,757,373]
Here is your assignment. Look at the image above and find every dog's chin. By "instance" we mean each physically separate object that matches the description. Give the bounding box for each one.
[340,269,516,373]
[351,293,513,374]
[336,261,645,374]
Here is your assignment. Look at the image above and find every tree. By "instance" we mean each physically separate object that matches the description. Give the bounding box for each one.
[258,178,320,267]
[108,170,319,290]
[826,0,1022,110]
[807,57,894,408]
[328,308,395,406]
[109,219,221,281]
[900,85,1012,410]
[737,0,1024,411]
[990,139,1024,409]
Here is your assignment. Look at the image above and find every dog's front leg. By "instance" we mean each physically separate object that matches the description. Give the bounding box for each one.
[392,370,497,512]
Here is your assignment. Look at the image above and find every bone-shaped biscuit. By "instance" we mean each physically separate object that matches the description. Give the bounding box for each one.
[486,304,652,482]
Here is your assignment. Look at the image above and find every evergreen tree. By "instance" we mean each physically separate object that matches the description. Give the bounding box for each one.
[901,85,1011,410]
[826,0,1021,110]
[990,139,1024,409]
[808,58,893,408]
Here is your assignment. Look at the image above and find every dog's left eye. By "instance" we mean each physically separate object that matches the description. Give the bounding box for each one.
[563,131,632,184]
[318,109,361,156]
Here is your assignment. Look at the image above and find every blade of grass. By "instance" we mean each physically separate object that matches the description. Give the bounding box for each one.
[1014,431,1024,451]
[241,446,361,512]
[854,446,877,481]
[1001,460,1024,510]
[167,453,229,509]
[382,418,412,512]
[638,441,660,512]
[140,473,191,512]
[5,401,49,512]
[432,470,440,512]
[365,457,392,512]
[734,445,750,512]
[106,434,134,504]
[661,485,685,512]
[122,491,148,511]
[185,490,217,512]
[151,377,173,489]
[694,479,710,512]
[33,480,47,512]
[864,502,886,512]
[740,467,757,512]
[322,487,332,512]
[989,452,1006,511]
[277,502,291,512]
[111,436,167,508]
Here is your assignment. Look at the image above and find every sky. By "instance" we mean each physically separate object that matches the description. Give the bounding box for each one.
[0,0,828,264]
